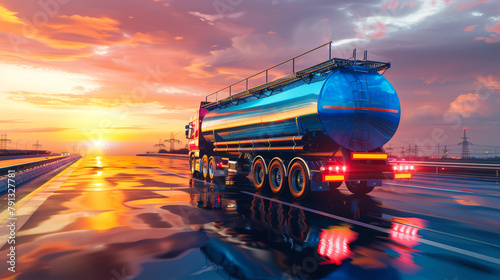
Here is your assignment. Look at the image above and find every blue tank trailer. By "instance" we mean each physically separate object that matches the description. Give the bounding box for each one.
[186,45,414,199]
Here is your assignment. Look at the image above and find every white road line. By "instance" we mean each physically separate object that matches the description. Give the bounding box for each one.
[241,191,500,266]
[147,168,500,265]
[385,182,500,198]
[0,159,81,249]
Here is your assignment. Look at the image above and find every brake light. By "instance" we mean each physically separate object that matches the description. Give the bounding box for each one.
[321,164,347,182]
[351,153,388,160]
[392,164,414,180]
[321,165,347,173]
[217,162,223,168]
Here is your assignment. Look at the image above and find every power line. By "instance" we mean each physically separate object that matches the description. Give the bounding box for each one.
[458,128,473,159]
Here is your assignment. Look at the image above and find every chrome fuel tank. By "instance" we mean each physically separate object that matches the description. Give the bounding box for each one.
[202,66,400,152]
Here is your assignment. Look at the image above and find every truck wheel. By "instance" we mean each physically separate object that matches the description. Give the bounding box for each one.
[328,181,342,190]
[269,160,286,195]
[190,156,197,175]
[252,158,268,191]
[346,180,374,195]
[201,155,209,180]
[208,157,216,180]
[288,161,310,200]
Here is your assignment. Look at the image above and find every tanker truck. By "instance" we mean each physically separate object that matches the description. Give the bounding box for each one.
[186,43,414,200]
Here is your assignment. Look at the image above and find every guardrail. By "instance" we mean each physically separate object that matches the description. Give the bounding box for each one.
[0,155,82,192]
[0,156,73,177]
[136,153,189,159]
[393,161,500,179]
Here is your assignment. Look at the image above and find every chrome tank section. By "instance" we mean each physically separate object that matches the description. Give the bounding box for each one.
[202,67,400,152]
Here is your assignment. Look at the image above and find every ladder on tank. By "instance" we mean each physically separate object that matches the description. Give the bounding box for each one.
[345,50,370,151]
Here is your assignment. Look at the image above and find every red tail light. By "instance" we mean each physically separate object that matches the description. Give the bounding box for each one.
[392,164,414,180]
[321,165,347,182]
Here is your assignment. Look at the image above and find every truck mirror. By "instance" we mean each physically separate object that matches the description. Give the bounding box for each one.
[185,125,190,129]
[185,129,189,139]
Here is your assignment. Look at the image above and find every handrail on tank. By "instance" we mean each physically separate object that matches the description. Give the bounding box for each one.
[206,41,333,102]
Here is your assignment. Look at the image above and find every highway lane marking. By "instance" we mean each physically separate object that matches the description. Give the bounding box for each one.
[385,182,500,198]
[241,191,500,266]
[0,159,82,249]
[152,167,500,265]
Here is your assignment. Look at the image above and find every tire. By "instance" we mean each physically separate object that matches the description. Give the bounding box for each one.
[345,180,374,195]
[208,157,216,180]
[328,181,342,190]
[201,155,209,180]
[252,158,268,191]
[189,155,197,175]
[269,160,286,195]
[288,161,310,200]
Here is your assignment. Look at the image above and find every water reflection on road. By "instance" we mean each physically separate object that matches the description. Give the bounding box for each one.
[1,156,498,280]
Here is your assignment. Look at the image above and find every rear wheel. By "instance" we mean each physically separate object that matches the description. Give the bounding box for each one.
[288,161,310,200]
[346,180,374,195]
[252,158,268,191]
[269,160,286,195]
[189,155,197,175]
[201,155,209,180]
[208,157,216,180]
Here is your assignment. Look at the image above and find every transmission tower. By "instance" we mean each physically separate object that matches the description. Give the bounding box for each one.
[400,147,405,158]
[164,132,182,152]
[0,133,11,150]
[32,140,42,151]
[458,128,472,159]
[406,144,413,158]
[153,139,166,152]
[442,145,448,158]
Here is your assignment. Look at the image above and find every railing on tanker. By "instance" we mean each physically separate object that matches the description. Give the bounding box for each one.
[205,41,336,103]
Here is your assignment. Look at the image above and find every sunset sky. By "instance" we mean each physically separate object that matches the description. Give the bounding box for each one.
[0,0,498,156]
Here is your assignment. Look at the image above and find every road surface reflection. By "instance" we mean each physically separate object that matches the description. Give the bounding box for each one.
[1,156,497,280]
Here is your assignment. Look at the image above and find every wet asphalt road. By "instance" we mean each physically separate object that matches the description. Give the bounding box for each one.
[1,156,500,280]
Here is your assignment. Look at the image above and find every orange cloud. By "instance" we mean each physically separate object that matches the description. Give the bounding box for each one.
[0,6,166,62]
[3,127,72,133]
[0,5,24,25]
[38,15,163,50]
[464,25,478,32]
[420,75,449,85]
[447,93,488,118]
[454,0,488,10]
[475,20,500,43]
[0,119,30,123]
